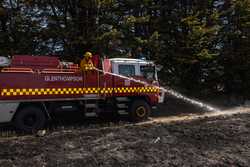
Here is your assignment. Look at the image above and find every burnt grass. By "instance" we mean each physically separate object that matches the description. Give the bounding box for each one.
[0,114,249,166]
[0,98,250,167]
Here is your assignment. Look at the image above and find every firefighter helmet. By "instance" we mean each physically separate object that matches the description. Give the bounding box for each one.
[84,52,93,58]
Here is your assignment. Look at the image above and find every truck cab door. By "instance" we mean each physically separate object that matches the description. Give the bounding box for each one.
[112,62,142,92]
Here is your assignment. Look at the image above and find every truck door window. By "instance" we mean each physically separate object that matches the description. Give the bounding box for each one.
[118,65,135,77]
[140,65,155,80]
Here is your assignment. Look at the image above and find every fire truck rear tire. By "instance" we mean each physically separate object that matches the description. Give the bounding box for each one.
[13,106,46,133]
[129,100,151,122]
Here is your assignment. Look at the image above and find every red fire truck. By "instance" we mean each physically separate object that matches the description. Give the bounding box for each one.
[0,55,164,132]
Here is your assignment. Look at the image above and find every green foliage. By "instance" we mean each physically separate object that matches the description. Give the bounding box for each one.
[0,0,250,96]
[218,0,250,97]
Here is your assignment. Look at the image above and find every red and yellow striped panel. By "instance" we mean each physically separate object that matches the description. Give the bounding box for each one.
[0,87,159,96]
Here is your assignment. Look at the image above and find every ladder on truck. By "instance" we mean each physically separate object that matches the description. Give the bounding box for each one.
[83,70,101,117]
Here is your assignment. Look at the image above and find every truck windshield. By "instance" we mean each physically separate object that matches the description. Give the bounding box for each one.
[118,64,135,77]
[140,65,156,80]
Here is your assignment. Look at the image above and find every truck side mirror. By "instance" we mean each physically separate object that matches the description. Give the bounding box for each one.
[156,65,163,71]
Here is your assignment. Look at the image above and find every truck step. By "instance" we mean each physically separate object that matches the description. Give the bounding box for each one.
[85,103,98,108]
[85,112,97,117]
[117,103,128,109]
[116,97,129,102]
[118,110,128,115]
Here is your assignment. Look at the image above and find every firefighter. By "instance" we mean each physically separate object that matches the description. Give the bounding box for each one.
[80,51,94,71]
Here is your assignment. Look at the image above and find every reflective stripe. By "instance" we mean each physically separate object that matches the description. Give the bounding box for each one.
[1,87,159,96]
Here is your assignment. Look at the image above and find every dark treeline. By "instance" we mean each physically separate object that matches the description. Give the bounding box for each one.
[0,0,250,98]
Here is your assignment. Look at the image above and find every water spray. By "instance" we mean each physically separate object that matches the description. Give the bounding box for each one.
[94,68,219,112]
[162,88,219,112]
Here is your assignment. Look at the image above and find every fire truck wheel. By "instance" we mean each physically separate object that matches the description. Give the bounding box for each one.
[129,100,151,122]
[14,106,46,133]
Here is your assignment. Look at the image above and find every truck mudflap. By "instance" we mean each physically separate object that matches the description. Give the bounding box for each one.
[0,102,19,123]
[158,88,165,103]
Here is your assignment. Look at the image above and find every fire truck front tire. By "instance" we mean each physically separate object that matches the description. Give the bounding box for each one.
[13,106,46,133]
[129,100,151,122]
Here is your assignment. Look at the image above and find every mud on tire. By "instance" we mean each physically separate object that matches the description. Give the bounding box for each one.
[129,99,151,122]
[13,106,46,133]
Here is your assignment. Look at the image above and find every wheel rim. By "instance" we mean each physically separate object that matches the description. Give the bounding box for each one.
[136,106,147,117]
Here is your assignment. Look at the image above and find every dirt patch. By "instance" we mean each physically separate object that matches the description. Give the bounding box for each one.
[0,106,250,167]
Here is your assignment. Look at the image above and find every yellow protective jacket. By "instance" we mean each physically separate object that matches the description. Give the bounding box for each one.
[80,58,94,71]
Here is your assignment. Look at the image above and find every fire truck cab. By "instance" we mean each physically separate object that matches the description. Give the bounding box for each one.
[110,58,165,103]
[0,55,164,132]
[110,58,158,80]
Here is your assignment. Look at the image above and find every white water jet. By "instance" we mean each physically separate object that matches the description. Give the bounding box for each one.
[94,68,219,112]
[161,87,219,112]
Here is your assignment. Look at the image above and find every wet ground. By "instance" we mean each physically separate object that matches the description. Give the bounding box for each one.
[0,97,250,167]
